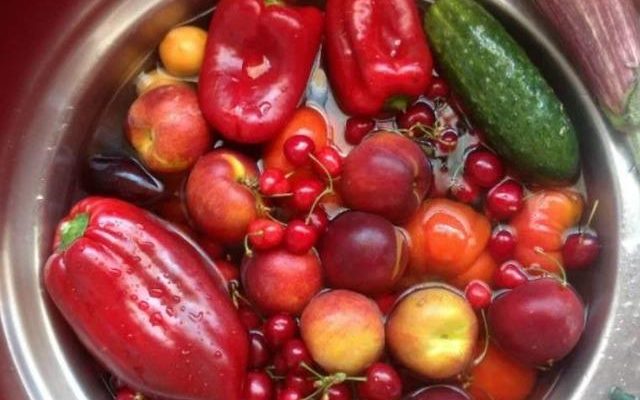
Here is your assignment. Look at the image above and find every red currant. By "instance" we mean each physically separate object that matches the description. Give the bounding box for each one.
[464,149,505,188]
[277,388,303,400]
[327,383,352,400]
[464,280,493,310]
[284,220,318,255]
[263,313,298,349]
[247,219,285,251]
[238,305,262,331]
[260,168,290,196]
[284,135,316,167]
[450,178,480,204]
[345,117,375,145]
[313,146,343,178]
[486,179,524,220]
[426,77,450,99]
[304,207,329,233]
[397,103,436,131]
[488,227,517,263]
[284,372,315,397]
[357,362,403,400]
[494,261,528,289]
[291,178,325,212]
[563,231,600,270]
[280,338,313,374]
[249,331,271,369]
[437,130,458,153]
[244,371,274,400]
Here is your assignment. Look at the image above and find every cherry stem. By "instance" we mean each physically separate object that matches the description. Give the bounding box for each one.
[243,235,253,258]
[533,247,568,285]
[472,309,490,368]
[299,362,366,399]
[305,153,334,225]
[265,192,294,199]
[265,367,285,381]
[229,280,254,310]
[301,362,324,380]
[308,153,334,192]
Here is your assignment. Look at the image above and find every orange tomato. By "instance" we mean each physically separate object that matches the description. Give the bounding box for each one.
[404,199,491,282]
[263,106,330,173]
[468,344,537,400]
[511,189,583,273]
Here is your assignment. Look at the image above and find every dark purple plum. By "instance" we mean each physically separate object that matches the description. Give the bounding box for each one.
[488,277,585,366]
[405,385,470,400]
[319,211,408,295]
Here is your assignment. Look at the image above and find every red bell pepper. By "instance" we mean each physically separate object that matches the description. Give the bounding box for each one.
[325,0,434,117]
[44,197,248,400]
[198,0,324,144]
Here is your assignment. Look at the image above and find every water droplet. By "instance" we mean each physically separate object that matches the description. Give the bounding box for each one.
[181,348,192,356]
[130,294,138,301]
[214,350,222,358]
[166,307,176,317]
[189,311,204,322]
[172,295,181,304]
[138,301,149,310]
[149,288,164,298]
[258,101,272,116]
[108,268,122,277]
[150,312,163,326]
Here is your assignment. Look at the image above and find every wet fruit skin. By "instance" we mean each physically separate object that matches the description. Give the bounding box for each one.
[319,211,409,295]
[340,132,432,224]
[357,362,403,400]
[488,278,586,366]
[386,286,478,380]
[241,249,323,316]
[300,290,385,375]
[562,231,600,269]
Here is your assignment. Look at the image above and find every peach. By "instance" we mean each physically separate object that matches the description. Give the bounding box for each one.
[125,84,212,173]
[186,149,259,245]
[300,290,385,375]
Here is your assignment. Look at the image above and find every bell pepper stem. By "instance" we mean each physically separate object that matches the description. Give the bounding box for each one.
[59,213,89,251]
[384,95,411,113]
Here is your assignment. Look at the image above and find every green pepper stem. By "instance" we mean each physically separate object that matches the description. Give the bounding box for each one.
[58,213,89,251]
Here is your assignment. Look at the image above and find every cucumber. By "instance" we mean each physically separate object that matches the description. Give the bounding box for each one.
[424,0,579,183]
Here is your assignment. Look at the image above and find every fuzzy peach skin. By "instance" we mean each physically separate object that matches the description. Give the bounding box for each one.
[125,84,212,173]
[300,290,385,375]
[186,149,259,245]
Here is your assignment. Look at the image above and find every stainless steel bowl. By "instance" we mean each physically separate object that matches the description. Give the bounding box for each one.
[0,0,638,399]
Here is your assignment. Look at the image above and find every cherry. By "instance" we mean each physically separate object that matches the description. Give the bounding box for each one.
[494,261,528,289]
[277,388,303,400]
[450,178,481,204]
[291,178,325,212]
[314,146,343,178]
[249,331,271,369]
[260,168,291,196]
[263,313,298,349]
[284,220,318,255]
[357,362,403,400]
[397,103,436,131]
[280,338,313,373]
[486,179,524,220]
[284,135,316,167]
[464,149,505,188]
[238,305,262,331]
[488,227,517,263]
[327,383,352,400]
[426,77,450,99]
[305,207,329,233]
[437,130,458,153]
[284,372,316,397]
[247,219,285,251]
[115,387,143,400]
[464,280,493,310]
[374,292,399,316]
[244,371,274,400]
[216,259,239,283]
[563,231,600,270]
[345,117,375,145]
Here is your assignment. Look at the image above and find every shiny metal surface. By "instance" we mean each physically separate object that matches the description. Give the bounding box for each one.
[0,0,638,399]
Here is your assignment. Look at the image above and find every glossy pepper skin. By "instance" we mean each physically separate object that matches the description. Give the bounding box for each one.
[198,0,324,144]
[325,0,433,116]
[44,197,248,400]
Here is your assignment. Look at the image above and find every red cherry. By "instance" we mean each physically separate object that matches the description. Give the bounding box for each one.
[284,135,316,167]
[426,77,450,99]
[494,261,528,289]
[291,178,325,212]
[327,383,352,400]
[304,207,329,233]
[314,146,343,178]
[263,313,298,349]
[563,231,600,270]
[397,103,436,131]
[247,219,285,251]
[488,227,517,263]
[115,388,140,400]
[345,117,375,145]
[284,220,319,255]
[357,362,403,400]
[437,130,458,153]
[284,372,316,397]
[277,388,303,400]
[244,371,274,400]
[249,331,271,369]
[280,338,313,374]
[238,305,262,331]
[464,280,493,310]
[215,259,239,283]
[464,149,505,188]
[487,179,524,220]
[260,168,291,196]
[450,178,481,204]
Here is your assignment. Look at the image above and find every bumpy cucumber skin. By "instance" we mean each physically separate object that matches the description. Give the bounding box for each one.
[425,0,579,183]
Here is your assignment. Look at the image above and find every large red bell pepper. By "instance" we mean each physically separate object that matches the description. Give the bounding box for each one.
[325,0,434,116]
[198,0,324,144]
[44,197,248,400]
